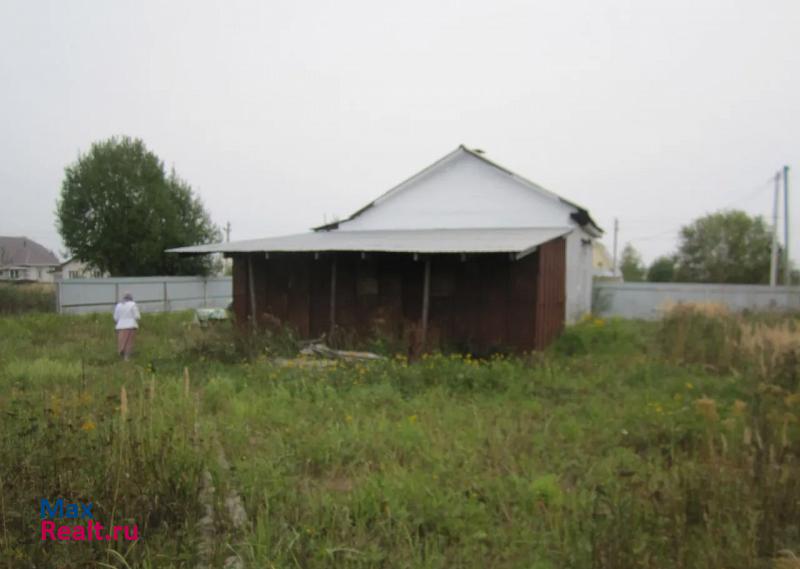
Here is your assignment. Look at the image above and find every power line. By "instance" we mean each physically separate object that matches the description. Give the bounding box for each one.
[615,176,777,245]
[717,177,774,210]
[630,229,682,242]
[615,177,775,230]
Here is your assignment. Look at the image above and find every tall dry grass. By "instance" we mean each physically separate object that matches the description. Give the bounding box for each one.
[661,302,800,380]
[741,321,800,387]
[0,283,56,314]
[660,303,800,563]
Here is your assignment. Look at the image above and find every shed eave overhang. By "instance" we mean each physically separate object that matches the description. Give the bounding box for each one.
[167,227,574,257]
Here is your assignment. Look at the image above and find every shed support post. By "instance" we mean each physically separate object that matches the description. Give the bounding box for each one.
[247,255,257,332]
[420,258,431,351]
[329,258,337,339]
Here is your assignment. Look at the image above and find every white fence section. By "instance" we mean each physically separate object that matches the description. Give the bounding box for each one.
[57,276,232,315]
[593,282,800,320]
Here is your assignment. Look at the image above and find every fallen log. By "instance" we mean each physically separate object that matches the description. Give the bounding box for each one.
[299,342,385,361]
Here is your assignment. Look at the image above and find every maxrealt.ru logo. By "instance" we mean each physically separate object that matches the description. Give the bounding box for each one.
[40,498,138,542]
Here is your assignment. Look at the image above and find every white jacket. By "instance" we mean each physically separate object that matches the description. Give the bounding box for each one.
[113,301,141,330]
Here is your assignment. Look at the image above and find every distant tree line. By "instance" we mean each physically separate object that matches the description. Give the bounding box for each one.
[620,210,793,284]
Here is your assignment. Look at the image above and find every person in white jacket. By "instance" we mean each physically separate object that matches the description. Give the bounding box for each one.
[113,292,141,361]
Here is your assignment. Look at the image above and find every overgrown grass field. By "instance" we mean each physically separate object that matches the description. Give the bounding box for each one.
[1,307,800,568]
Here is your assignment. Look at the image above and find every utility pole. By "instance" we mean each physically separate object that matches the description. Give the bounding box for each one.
[784,166,790,285]
[225,221,231,243]
[612,218,619,276]
[770,172,780,287]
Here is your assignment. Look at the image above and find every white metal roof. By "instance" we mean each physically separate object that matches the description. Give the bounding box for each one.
[168,227,572,258]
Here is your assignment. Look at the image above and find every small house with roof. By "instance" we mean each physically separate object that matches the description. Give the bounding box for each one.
[0,236,60,283]
[171,146,602,352]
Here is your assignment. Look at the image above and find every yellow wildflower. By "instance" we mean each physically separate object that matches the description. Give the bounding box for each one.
[80,420,96,432]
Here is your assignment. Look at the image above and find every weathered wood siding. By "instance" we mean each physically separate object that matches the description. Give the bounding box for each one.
[231,238,567,353]
[533,237,567,349]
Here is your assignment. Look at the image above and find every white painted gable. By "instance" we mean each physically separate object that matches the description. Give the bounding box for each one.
[335,147,577,231]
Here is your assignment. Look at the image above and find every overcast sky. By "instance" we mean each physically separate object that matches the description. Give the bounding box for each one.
[1,0,798,265]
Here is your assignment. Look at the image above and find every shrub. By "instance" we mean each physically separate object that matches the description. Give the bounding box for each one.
[552,316,645,357]
[0,283,56,314]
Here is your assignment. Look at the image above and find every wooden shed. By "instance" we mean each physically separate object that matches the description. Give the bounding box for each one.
[171,146,602,353]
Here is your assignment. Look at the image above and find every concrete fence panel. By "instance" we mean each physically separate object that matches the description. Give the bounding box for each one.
[593,282,800,320]
[57,276,232,315]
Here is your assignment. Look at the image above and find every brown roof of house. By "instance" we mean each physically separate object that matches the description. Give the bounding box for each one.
[0,236,60,266]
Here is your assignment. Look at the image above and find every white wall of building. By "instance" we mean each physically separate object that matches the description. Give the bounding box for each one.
[339,151,574,231]
[55,259,105,280]
[0,265,57,283]
[565,228,595,323]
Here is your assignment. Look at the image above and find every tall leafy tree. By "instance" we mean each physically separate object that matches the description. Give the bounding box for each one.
[647,256,676,282]
[56,137,220,276]
[619,243,646,282]
[673,210,772,284]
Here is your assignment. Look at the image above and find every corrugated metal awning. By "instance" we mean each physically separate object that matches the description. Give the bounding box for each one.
[167,227,572,258]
